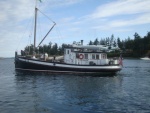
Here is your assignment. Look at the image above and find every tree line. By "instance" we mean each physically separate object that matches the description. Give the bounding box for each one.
[88,32,150,57]
[24,32,150,58]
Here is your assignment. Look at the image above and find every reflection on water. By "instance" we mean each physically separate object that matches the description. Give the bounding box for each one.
[0,59,150,113]
[14,72,123,113]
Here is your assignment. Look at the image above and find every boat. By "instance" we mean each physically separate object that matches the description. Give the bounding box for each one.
[15,3,122,74]
[140,57,150,60]
[15,43,123,74]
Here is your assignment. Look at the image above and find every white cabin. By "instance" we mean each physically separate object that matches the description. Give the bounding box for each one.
[64,44,119,65]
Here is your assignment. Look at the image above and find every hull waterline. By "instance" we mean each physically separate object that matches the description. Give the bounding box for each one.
[15,56,122,74]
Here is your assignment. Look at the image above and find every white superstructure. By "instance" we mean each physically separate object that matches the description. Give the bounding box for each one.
[64,41,120,65]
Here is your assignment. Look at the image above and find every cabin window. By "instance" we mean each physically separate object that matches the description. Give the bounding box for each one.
[67,50,69,54]
[101,54,106,59]
[92,54,95,59]
[84,54,88,59]
[96,54,99,59]
[76,53,79,58]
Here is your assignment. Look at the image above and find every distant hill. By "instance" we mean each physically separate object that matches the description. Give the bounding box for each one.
[0,57,14,59]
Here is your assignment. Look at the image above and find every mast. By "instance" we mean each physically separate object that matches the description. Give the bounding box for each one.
[33,0,56,52]
[33,5,38,53]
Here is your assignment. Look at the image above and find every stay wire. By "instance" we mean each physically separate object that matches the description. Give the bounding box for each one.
[38,8,56,24]
[16,11,35,51]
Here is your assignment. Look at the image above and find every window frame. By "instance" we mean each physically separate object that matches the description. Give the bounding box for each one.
[84,54,88,59]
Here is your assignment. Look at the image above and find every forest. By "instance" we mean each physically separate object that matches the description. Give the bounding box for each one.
[24,32,150,58]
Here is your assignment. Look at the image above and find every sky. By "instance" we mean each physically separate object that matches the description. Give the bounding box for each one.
[0,0,150,57]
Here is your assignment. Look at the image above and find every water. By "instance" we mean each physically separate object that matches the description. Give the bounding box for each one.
[0,58,150,113]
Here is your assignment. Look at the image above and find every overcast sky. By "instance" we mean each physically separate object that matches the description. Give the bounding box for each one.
[0,0,150,57]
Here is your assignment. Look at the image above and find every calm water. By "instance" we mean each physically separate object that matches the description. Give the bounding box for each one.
[0,58,150,113]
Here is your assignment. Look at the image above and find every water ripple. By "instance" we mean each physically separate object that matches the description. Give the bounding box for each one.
[0,59,150,113]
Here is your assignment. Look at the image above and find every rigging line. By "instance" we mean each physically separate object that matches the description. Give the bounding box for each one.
[37,13,43,47]
[16,21,30,50]
[27,11,35,47]
[28,13,35,40]
[16,11,35,51]
[37,8,55,24]
[38,15,42,43]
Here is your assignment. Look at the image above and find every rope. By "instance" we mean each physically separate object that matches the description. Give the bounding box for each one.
[38,8,55,24]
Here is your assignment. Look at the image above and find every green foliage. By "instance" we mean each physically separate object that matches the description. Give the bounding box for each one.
[88,32,150,57]
[107,52,120,58]
[24,42,71,56]
[24,32,150,58]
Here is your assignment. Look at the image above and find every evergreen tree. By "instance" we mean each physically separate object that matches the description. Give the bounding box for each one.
[23,31,150,58]
[93,38,99,45]
[89,40,93,45]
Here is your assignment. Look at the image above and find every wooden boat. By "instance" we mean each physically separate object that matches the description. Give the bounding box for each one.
[15,2,122,74]
[15,42,122,74]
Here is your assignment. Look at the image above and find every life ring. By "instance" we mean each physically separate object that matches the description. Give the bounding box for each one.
[79,54,84,59]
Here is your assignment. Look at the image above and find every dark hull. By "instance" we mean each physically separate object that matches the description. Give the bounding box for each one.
[15,56,122,74]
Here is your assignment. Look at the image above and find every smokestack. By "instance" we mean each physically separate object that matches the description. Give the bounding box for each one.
[81,40,83,45]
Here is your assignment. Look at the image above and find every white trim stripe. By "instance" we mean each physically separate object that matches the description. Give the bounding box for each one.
[18,58,122,70]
